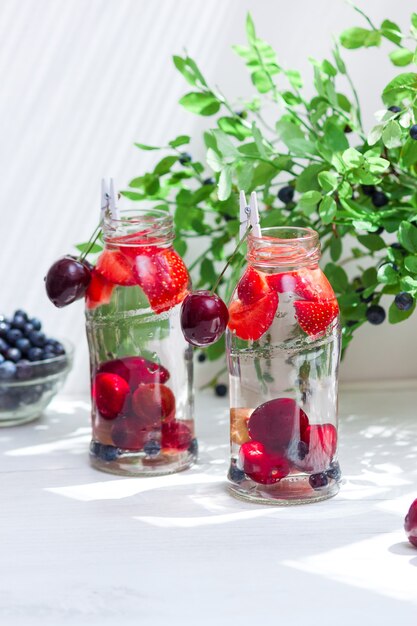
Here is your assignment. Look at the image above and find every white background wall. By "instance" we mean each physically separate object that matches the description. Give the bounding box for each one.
[1,0,416,392]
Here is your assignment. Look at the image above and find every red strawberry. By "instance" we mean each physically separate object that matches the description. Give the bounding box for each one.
[161,420,192,450]
[248,398,309,453]
[267,267,334,301]
[133,247,190,313]
[95,249,136,286]
[97,356,170,388]
[111,416,148,451]
[237,267,269,304]
[93,372,130,419]
[132,383,176,427]
[294,299,339,336]
[239,441,290,485]
[85,269,114,309]
[228,291,278,341]
[294,423,337,472]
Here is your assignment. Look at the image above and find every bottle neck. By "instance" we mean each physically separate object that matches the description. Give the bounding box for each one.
[103,208,174,248]
[247,227,320,270]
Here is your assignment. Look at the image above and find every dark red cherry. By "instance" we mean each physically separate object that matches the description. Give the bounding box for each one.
[45,256,91,308]
[405,499,417,547]
[180,290,229,347]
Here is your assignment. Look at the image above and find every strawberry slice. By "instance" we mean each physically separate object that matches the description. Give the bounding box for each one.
[93,372,130,419]
[237,267,269,304]
[133,247,190,314]
[95,249,136,286]
[228,291,278,341]
[294,299,339,336]
[132,383,176,427]
[267,267,334,301]
[86,269,114,309]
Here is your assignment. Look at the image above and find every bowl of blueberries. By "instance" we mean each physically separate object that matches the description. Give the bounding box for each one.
[0,309,73,426]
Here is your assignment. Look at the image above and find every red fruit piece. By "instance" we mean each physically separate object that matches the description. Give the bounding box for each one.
[295,423,337,472]
[93,372,130,420]
[228,291,278,341]
[239,441,290,485]
[237,267,269,305]
[111,416,148,451]
[95,249,136,286]
[294,299,339,336]
[132,383,176,427]
[133,247,190,314]
[161,420,192,450]
[405,499,417,548]
[97,356,170,388]
[248,397,309,453]
[267,267,334,301]
[86,269,114,309]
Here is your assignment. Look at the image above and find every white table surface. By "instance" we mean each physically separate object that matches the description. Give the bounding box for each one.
[1,386,417,625]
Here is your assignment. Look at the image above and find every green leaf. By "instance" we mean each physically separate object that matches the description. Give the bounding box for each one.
[218,116,251,140]
[246,13,256,44]
[332,45,346,73]
[200,258,217,286]
[324,263,348,292]
[401,276,417,291]
[295,164,326,192]
[173,237,187,257]
[237,161,253,191]
[252,70,273,93]
[76,242,102,254]
[380,19,402,45]
[330,236,342,262]
[405,255,417,273]
[318,171,338,193]
[218,167,232,201]
[212,129,239,157]
[388,299,416,323]
[154,156,178,175]
[298,190,322,208]
[168,135,190,148]
[398,221,417,252]
[381,120,403,149]
[362,267,378,287]
[286,69,303,89]
[120,191,145,201]
[340,27,381,49]
[134,142,159,151]
[319,196,337,224]
[179,92,220,116]
[401,138,417,166]
[206,148,223,172]
[342,147,364,168]
[382,73,417,105]
[322,59,337,77]
[357,234,386,251]
[389,48,413,67]
[377,263,398,284]
[412,13,417,29]
[322,119,349,152]
[173,56,197,87]
[206,334,225,361]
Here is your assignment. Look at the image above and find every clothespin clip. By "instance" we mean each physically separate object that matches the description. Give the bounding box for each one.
[100,178,120,221]
[239,190,262,239]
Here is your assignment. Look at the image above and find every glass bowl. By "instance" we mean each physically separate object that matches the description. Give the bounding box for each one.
[0,340,74,426]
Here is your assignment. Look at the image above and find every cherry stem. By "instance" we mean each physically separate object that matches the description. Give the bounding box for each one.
[78,226,102,263]
[210,225,251,295]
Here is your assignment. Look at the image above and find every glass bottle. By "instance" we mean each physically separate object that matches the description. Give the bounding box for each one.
[86,208,196,476]
[226,227,341,504]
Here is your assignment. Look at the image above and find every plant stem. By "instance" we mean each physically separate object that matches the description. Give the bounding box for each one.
[211,226,250,294]
[78,226,102,262]
[200,365,228,390]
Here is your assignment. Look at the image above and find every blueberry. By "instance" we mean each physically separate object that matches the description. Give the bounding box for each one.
[375,226,384,235]
[27,347,44,362]
[15,338,31,353]
[0,338,8,353]
[51,341,65,356]
[297,440,309,460]
[215,383,227,397]
[361,185,375,196]
[5,348,22,363]
[188,438,198,456]
[410,124,417,140]
[11,315,26,330]
[394,291,414,311]
[346,320,359,328]
[179,152,192,165]
[30,318,42,331]
[0,361,17,380]
[388,106,401,113]
[197,352,206,363]
[309,472,329,490]
[366,304,386,325]
[390,243,403,251]
[223,214,234,222]
[372,191,389,208]
[42,348,56,360]
[228,463,246,483]
[15,360,32,381]
[99,444,119,462]
[0,322,10,339]
[203,177,215,185]
[6,329,23,345]
[0,354,4,364]
[327,461,341,481]
[277,185,295,204]
[28,331,46,347]
[0,315,9,324]
[90,441,101,456]
[143,440,161,457]
[23,323,34,335]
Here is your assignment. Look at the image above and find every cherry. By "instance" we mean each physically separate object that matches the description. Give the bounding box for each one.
[45,256,91,308]
[93,373,130,420]
[404,499,417,547]
[180,290,229,347]
[248,398,309,453]
[239,441,290,485]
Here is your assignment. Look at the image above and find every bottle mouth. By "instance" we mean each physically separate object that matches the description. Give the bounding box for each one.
[247,227,320,268]
[103,208,174,246]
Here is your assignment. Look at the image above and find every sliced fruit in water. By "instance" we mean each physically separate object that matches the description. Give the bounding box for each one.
[294,423,337,472]
[111,416,149,451]
[247,397,309,453]
[86,270,114,309]
[132,383,175,426]
[267,267,334,301]
[97,356,170,388]
[230,407,252,445]
[93,372,130,419]
[95,249,136,286]
[237,267,269,305]
[228,291,278,341]
[161,420,192,450]
[294,299,339,336]
[239,440,290,485]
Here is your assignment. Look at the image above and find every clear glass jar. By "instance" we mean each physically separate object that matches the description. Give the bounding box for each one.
[86,209,196,476]
[226,227,341,504]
